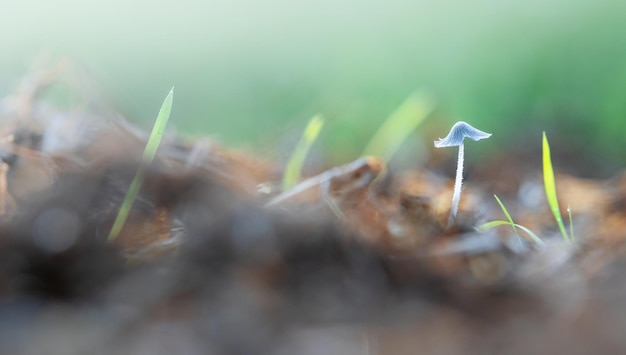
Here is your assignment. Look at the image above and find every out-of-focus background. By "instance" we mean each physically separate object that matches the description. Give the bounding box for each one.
[2,0,625,176]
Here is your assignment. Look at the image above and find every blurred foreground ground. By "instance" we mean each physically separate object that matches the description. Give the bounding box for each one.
[1,68,626,354]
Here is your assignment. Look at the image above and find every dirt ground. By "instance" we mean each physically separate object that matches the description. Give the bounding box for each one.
[1,66,626,355]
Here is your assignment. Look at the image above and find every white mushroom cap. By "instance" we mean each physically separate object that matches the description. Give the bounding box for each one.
[434,121,492,148]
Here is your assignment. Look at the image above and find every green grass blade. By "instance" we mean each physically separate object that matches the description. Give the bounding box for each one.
[478,220,511,230]
[362,93,433,160]
[542,131,570,242]
[107,168,146,242]
[476,221,510,232]
[567,206,575,242]
[282,115,324,191]
[142,87,175,163]
[478,220,544,246]
[108,88,174,242]
[493,194,519,237]
[512,223,545,246]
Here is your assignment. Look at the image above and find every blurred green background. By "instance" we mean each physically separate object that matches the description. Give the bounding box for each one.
[2,0,626,176]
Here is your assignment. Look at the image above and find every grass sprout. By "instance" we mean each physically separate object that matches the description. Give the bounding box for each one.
[493,194,519,237]
[478,194,544,245]
[478,221,544,246]
[542,131,570,242]
[108,87,174,242]
[363,93,433,160]
[282,115,324,191]
[568,206,575,241]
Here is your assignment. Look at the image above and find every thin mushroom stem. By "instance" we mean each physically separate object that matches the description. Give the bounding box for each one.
[434,121,490,227]
[449,143,464,226]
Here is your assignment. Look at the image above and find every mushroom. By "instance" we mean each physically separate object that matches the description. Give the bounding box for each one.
[434,121,491,225]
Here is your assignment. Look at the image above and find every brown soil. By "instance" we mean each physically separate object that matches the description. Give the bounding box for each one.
[1,65,626,355]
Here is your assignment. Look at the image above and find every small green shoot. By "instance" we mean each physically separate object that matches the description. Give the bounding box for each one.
[567,206,575,242]
[363,93,433,161]
[282,115,324,191]
[493,194,519,237]
[542,132,570,242]
[478,221,544,246]
[478,194,544,245]
[108,88,174,242]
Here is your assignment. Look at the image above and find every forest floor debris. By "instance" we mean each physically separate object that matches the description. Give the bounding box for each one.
[1,67,626,354]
